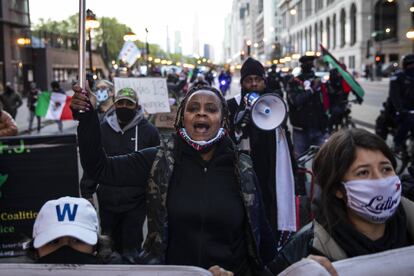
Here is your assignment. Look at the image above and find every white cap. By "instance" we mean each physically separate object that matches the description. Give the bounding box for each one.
[33,197,99,248]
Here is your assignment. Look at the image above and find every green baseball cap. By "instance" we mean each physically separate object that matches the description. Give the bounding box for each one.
[115,87,138,104]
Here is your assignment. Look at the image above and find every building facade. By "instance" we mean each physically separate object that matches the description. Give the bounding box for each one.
[0,0,31,92]
[1,0,107,93]
[278,0,413,73]
[224,0,283,65]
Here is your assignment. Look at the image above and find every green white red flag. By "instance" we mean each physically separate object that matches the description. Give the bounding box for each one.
[320,44,364,102]
[35,92,73,120]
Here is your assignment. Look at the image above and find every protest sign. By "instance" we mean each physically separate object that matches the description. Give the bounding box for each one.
[0,135,79,257]
[114,77,170,114]
[154,106,177,129]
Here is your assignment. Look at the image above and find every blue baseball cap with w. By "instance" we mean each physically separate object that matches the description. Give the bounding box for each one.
[33,196,99,248]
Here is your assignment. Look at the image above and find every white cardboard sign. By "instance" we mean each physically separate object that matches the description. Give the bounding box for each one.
[114,77,170,114]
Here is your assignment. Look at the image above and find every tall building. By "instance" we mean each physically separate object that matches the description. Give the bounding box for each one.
[174,31,182,54]
[203,44,211,59]
[0,0,31,91]
[192,12,200,57]
[278,0,413,74]
[166,26,170,54]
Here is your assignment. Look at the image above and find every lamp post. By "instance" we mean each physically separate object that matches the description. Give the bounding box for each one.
[123,31,139,42]
[85,9,100,75]
[246,40,252,56]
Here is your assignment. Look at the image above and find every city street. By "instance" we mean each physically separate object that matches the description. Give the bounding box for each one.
[11,76,389,136]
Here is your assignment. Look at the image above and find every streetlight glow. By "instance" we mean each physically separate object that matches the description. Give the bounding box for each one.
[17,38,31,45]
[385,28,391,33]
[85,10,100,30]
[123,31,139,42]
[246,40,252,46]
[407,29,414,39]
[410,6,414,12]
[253,42,259,48]
[289,9,297,15]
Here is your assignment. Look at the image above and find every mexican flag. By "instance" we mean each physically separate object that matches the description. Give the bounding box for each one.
[35,92,73,120]
[320,44,364,102]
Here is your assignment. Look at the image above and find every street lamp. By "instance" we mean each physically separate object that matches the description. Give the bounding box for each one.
[86,9,100,74]
[123,31,139,42]
[246,40,252,56]
[406,28,414,52]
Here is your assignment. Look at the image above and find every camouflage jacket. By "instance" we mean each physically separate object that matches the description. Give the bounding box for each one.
[139,136,276,268]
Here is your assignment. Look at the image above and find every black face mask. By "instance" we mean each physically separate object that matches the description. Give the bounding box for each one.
[116,108,136,123]
[37,245,98,264]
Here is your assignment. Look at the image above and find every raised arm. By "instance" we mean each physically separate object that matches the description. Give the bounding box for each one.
[71,85,155,188]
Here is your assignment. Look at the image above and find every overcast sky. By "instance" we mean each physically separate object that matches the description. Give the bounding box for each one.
[29,0,233,62]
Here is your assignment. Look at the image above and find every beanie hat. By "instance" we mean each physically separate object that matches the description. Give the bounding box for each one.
[240,57,265,83]
[33,197,99,248]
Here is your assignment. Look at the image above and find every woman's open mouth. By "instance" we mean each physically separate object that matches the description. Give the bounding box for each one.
[193,122,210,134]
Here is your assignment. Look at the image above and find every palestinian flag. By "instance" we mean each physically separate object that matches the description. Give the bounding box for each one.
[320,44,364,102]
[35,92,73,120]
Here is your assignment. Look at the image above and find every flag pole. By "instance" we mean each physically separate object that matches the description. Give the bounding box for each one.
[78,0,86,88]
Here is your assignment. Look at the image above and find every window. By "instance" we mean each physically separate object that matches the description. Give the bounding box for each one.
[389,54,399,62]
[305,28,308,51]
[339,57,345,64]
[350,4,357,46]
[340,9,346,48]
[258,0,263,13]
[333,14,337,49]
[320,21,324,47]
[314,23,318,51]
[309,26,312,50]
[327,17,331,49]
[298,0,303,22]
[315,0,323,11]
[348,56,355,69]
[327,0,335,5]
[305,0,312,17]
[374,0,398,41]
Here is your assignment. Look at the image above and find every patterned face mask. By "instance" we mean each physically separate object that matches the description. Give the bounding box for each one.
[342,175,401,224]
[177,127,226,153]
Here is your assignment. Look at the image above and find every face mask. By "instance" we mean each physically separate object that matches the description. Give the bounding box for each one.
[96,88,109,103]
[342,175,401,224]
[116,108,136,123]
[178,127,226,153]
[37,245,98,264]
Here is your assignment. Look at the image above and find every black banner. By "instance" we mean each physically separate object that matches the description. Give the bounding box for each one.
[0,134,79,257]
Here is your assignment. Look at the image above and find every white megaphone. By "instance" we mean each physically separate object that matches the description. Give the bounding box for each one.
[244,92,287,130]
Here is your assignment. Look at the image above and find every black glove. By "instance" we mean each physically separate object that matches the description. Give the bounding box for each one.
[235,108,251,129]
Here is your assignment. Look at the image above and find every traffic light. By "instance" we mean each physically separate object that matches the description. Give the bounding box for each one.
[375,55,384,64]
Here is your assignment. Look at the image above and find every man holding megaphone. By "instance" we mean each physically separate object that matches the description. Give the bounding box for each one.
[228,57,299,244]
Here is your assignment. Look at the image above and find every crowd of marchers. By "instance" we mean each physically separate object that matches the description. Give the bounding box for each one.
[1,53,414,276]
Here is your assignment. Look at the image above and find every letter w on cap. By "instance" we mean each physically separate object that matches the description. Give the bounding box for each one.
[56,204,78,222]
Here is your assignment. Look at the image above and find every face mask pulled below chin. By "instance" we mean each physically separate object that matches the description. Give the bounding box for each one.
[178,127,226,152]
[342,175,401,224]
[37,245,98,264]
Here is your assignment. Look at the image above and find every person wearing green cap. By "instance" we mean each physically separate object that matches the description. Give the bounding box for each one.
[80,87,160,262]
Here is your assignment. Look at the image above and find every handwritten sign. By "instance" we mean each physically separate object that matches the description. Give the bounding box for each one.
[0,135,79,257]
[154,106,177,129]
[114,78,170,114]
